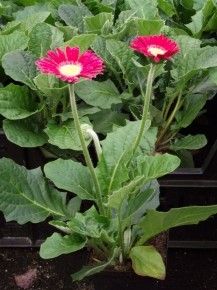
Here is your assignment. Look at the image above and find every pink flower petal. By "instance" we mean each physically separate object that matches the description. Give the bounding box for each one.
[35,47,104,83]
[130,34,179,62]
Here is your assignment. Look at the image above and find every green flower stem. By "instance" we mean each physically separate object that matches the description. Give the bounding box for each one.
[157,91,183,146]
[69,84,104,214]
[133,63,156,153]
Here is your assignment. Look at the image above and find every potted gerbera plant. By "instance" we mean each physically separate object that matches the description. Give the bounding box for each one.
[1,34,217,289]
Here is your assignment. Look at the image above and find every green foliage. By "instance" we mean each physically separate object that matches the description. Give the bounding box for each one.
[0,31,28,61]
[40,233,87,259]
[44,159,95,200]
[44,118,92,151]
[126,0,159,19]
[96,121,145,193]
[75,80,122,109]
[29,23,64,57]
[14,7,51,33]
[130,246,165,279]
[3,118,47,147]
[33,74,68,97]
[58,4,92,32]
[138,205,217,244]
[170,134,207,151]
[172,94,207,129]
[72,249,117,281]
[84,12,113,34]
[0,84,41,120]
[2,51,37,89]
[0,0,217,283]
[64,34,97,51]
[0,158,69,224]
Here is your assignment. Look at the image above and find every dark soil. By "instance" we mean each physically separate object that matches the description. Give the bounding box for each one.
[0,249,90,290]
[1,247,217,290]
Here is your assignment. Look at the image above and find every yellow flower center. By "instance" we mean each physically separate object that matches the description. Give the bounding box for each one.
[59,63,82,77]
[147,46,166,57]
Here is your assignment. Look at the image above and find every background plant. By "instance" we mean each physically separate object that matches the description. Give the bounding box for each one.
[1,0,217,164]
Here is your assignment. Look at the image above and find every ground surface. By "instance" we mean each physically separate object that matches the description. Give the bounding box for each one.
[0,247,217,290]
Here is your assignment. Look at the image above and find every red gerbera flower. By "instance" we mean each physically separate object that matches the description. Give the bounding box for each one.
[35,46,104,83]
[130,34,179,62]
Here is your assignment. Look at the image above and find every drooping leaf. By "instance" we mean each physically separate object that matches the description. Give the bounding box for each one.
[72,249,117,281]
[29,22,64,57]
[0,31,28,61]
[44,118,91,151]
[0,84,40,120]
[44,159,95,200]
[40,232,87,259]
[75,80,122,109]
[170,134,207,151]
[2,50,37,89]
[0,158,68,224]
[130,246,165,279]
[138,205,217,244]
[3,119,47,147]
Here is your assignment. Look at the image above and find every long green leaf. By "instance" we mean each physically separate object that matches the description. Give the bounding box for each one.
[72,248,117,281]
[138,205,217,244]
[171,134,207,151]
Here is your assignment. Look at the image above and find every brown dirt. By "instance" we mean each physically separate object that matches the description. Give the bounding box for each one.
[0,248,90,290]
